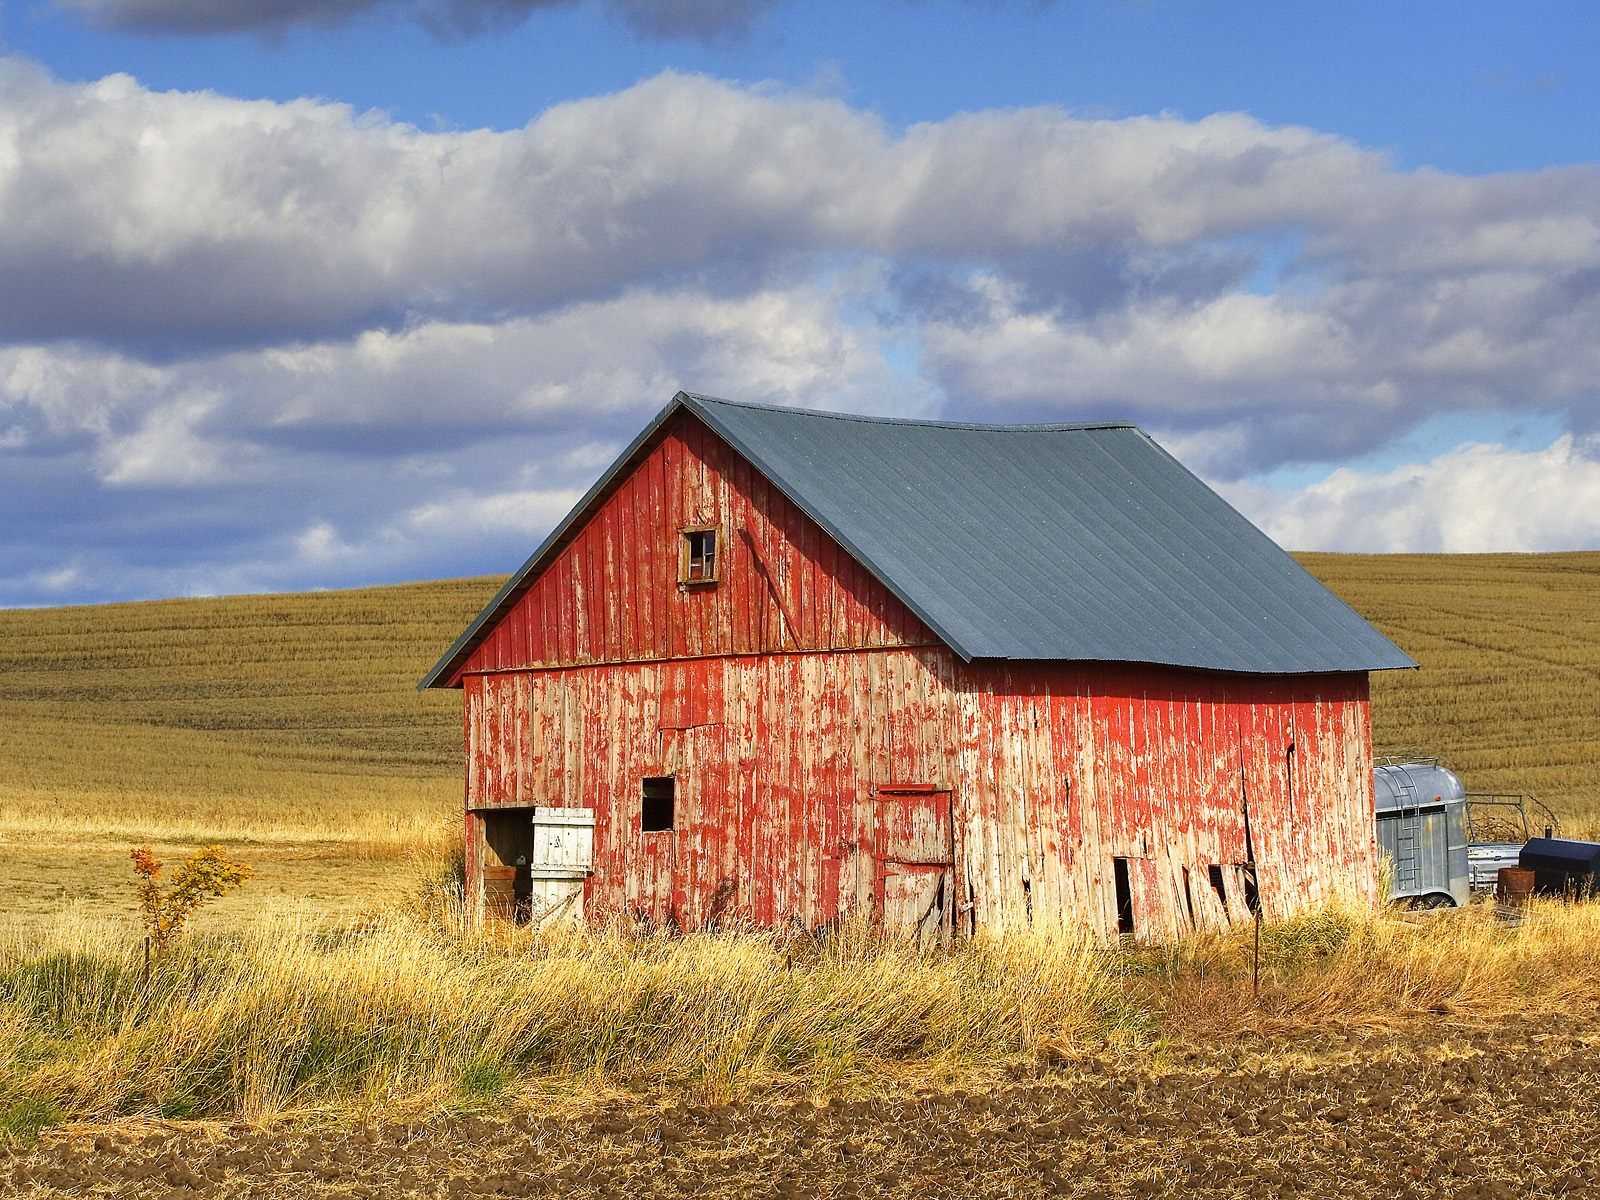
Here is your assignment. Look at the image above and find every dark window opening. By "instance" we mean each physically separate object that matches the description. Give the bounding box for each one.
[1112,857,1135,936]
[642,776,675,832]
[681,528,718,583]
[1207,864,1228,906]
[1242,865,1261,916]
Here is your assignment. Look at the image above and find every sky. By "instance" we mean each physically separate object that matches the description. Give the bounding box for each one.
[2,0,1598,606]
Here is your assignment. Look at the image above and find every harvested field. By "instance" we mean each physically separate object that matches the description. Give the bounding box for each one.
[6,1010,1599,1198]
[1302,551,1600,829]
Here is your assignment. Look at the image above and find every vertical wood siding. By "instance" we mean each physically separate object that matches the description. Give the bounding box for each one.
[453,411,933,681]
[464,649,959,929]
[463,656,1377,937]
[952,663,1378,936]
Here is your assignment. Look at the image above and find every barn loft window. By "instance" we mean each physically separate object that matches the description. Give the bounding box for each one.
[680,527,718,585]
[641,776,675,832]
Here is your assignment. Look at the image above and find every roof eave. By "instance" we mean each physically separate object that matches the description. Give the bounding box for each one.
[415,392,696,689]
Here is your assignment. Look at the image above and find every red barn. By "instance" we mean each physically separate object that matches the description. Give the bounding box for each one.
[421,392,1414,939]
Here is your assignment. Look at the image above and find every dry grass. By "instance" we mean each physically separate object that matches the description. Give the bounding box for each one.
[2,895,1598,1130]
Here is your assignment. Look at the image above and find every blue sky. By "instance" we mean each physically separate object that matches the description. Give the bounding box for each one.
[1,0,1598,604]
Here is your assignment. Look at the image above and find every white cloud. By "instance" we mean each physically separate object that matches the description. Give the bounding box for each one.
[96,397,233,486]
[406,486,585,535]
[1226,435,1600,553]
[4,62,1591,347]
[0,280,926,464]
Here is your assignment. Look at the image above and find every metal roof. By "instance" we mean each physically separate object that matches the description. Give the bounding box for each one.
[421,391,1414,687]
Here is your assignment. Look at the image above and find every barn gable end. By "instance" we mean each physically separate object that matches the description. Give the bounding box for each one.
[450,409,935,681]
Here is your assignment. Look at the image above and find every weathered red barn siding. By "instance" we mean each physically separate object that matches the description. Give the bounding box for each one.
[451,411,933,682]
[951,663,1378,938]
[464,648,958,928]
[463,650,1378,936]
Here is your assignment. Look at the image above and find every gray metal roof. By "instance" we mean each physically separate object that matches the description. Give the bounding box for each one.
[421,391,1414,687]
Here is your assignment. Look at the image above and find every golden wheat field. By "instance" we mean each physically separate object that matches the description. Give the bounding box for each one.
[1302,552,1600,822]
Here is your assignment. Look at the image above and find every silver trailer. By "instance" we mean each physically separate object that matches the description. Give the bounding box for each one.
[1374,762,1470,908]
[1374,761,1561,906]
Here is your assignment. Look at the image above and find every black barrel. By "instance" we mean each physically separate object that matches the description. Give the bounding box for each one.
[1518,838,1600,898]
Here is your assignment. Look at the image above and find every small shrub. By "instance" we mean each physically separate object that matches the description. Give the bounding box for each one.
[130,845,253,956]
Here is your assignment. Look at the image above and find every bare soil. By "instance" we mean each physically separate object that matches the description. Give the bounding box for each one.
[7,1011,1600,1199]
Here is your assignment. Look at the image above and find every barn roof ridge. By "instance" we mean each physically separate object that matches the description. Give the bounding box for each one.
[678,391,1139,434]
[420,390,1415,688]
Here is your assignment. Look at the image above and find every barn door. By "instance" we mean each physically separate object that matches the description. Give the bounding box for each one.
[479,810,534,921]
[528,807,594,922]
[873,786,955,945]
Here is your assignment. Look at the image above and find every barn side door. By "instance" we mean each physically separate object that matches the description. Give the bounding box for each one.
[528,806,595,922]
[873,785,955,945]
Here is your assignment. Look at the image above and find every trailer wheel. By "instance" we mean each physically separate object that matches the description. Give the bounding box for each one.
[1403,891,1457,911]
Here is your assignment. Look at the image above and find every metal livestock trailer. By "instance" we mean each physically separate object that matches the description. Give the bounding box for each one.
[1375,761,1566,907]
[1374,762,1470,908]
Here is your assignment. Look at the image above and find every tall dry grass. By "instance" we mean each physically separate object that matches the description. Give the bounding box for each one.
[0,902,1116,1127]
[5,894,1600,1132]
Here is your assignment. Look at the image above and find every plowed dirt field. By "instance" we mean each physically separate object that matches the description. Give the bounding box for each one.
[8,1011,1599,1199]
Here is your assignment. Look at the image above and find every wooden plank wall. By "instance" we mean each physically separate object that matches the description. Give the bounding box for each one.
[954,663,1379,937]
[455,411,933,680]
[465,656,1378,937]
[464,648,958,929]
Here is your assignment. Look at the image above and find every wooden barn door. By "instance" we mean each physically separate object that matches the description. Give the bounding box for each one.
[873,785,955,945]
[528,807,594,922]
[476,808,594,923]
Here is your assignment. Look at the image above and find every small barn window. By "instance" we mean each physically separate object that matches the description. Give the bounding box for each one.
[1241,865,1261,916]
[1112,857,1135,936]
[641,776,675,832]
[680,527,718,584]
[1207,864,1228,906]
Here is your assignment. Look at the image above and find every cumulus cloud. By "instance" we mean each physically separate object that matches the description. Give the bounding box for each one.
[1,59,1598,603]
[60,0,777,41]
[920,269,1600,475]
[0,63,1506,346]
[1226,436,1600,553]
[0,280,926,465]
[0,63,1594,466]
[0,279,930,602]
